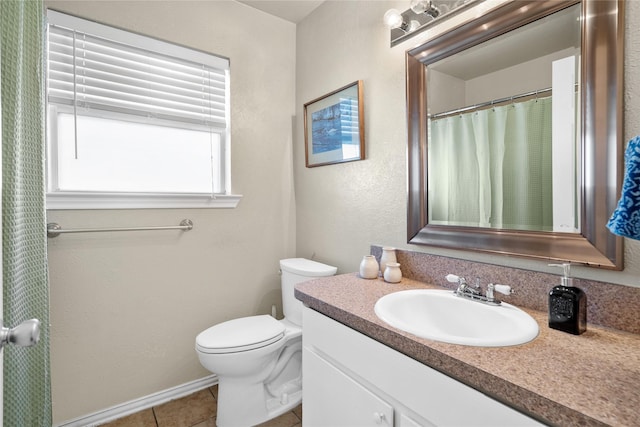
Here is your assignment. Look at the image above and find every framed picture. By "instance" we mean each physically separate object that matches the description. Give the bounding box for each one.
[304,80,364,167]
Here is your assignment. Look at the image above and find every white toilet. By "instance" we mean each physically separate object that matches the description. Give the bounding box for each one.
[195,258,337,426]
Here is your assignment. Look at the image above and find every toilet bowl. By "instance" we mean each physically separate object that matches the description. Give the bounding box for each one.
[195,258,336,427]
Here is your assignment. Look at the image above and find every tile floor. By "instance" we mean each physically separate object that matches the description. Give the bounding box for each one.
[100,385,302,427]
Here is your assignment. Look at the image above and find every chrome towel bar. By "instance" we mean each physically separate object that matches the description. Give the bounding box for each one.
[47,219,193,238]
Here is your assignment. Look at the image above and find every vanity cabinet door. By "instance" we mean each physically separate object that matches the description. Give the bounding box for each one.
[303,348,394,426]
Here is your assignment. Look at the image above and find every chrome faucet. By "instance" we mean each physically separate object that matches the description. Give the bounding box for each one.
[446,275,480,297]
[445,274,513,306]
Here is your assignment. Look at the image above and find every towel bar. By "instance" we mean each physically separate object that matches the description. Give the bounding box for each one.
[46,219,193,238]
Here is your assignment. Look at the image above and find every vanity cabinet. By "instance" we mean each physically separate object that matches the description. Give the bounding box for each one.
[302,307,545,427]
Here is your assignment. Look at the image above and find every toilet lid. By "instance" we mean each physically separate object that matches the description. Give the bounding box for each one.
[280,258,337,276]
[196,315,285,354]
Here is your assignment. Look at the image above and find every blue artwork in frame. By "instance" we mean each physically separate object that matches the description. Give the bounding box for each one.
[304,81,364,167]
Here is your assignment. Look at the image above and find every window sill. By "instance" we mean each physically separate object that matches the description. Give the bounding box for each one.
[46,192,242,210]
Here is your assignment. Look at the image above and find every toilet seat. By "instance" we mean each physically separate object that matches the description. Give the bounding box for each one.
[196,315,285,354]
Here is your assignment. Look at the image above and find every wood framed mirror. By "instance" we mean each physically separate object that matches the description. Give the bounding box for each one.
[406,0,624,269]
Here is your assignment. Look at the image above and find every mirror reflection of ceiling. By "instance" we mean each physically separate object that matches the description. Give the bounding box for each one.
[236,1,325,23]
[430,5,581,80]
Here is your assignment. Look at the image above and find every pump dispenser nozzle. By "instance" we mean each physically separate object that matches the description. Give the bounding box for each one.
[549,263,574,287]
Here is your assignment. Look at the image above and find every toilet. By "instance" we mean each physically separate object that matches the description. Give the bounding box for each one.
[195,258,337,426]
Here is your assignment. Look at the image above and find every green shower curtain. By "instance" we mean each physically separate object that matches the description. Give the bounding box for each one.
[429,97,553,231]
[1,0,52,425]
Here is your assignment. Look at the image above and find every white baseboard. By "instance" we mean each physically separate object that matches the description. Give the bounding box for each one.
[55,374,218,427]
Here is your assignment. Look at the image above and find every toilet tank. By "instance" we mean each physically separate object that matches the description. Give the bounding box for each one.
[280,258,337,326]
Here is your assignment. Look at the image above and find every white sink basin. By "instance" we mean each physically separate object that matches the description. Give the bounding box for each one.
[374,289,539,347]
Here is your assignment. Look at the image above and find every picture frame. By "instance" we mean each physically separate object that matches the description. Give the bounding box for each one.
[304,80,364,167]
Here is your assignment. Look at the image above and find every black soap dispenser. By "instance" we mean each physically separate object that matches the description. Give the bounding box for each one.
[548,263,586,335]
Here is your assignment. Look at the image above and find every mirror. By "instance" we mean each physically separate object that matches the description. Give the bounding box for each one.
[428,5,581,233]
[406,0,624,269]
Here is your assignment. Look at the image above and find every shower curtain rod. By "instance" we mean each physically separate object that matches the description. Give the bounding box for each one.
[429,86,553,120]
[46,219,193,238]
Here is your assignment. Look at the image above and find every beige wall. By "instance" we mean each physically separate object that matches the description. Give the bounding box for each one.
[45,0,296,423]
[294,0,640,287]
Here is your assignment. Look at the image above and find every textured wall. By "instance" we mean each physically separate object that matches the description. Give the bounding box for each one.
[294,0,640,288]
[45,0,296,423]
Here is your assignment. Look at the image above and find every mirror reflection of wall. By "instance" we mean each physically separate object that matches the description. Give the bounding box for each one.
[427,4,581,233]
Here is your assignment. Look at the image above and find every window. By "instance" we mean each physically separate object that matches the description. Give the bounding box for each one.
[46,10,240,209]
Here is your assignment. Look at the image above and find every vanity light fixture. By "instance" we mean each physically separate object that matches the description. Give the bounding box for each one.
[384,0,479,47]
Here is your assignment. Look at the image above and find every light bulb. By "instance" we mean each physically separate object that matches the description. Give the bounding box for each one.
[383,9,403,29]
[408,20,420,32]
[410,0,430,14]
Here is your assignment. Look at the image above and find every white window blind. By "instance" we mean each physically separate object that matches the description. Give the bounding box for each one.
[47,11,229,132]
[45,11,240,209]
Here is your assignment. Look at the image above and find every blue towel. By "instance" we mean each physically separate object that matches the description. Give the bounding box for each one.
[607,136,640,240]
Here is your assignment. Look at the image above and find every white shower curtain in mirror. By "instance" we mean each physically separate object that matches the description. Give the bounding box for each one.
[429,97,553,231]
[1,0,52,425]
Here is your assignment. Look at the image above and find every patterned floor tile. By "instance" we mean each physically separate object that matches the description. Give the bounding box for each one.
[153,389,216,427]
[97,386,301,427]
[100,408,157,427]
[292,404,302,421]
[190,417,216,427]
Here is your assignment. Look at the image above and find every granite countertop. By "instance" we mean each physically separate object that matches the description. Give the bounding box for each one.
[295,273,640,427]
